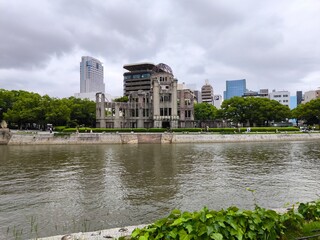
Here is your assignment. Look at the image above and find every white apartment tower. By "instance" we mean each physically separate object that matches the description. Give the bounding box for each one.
[80,56,105,93]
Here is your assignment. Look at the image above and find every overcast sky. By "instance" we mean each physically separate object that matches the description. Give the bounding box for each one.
[1,0,320,98]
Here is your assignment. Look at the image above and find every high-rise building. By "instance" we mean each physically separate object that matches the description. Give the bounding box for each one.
[80,56,105,93]
[75,56,105,101]
[296,91,303,105]
[201,80,214,104]
[224,79,246,100]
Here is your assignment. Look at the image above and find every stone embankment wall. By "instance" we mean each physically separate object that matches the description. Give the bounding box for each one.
[0,129,12,145]
[7,132,320,145]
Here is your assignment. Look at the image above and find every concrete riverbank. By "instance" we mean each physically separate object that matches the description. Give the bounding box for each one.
[5,131,320,145]
[31,224,147,240]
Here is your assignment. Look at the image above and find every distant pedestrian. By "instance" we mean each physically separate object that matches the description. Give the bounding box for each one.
[49,127,52,133]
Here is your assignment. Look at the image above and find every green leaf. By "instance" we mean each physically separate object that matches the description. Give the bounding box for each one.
[131,228,141,238]
[210,232,223,240]
[171,209,181,215]
[168,228,178,238]
[186,224,193,234]
[247,230,256,240]
[171,218,183,226]
[206,213,213,219]
[179,229,190,240]
[207,226,214,236]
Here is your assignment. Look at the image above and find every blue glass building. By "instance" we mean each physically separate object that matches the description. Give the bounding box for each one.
[224,79,246,100]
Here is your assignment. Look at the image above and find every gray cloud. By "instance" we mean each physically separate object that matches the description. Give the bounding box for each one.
[0,0,319,98]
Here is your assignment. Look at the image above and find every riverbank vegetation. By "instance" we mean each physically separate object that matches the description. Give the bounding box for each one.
[127,200,320,240]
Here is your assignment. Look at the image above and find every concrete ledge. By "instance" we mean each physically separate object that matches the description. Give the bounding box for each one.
[32,224,147,240]
[7,132,320,145]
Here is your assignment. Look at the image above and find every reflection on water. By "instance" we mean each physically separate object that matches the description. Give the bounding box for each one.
[0,141,320,239]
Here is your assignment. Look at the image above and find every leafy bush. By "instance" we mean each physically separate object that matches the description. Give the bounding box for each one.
[298,200,320,221]
[53,132,71,137]
[54,126,67,132]
[131,206,297,240]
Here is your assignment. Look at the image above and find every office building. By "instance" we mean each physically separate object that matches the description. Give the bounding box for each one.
[75,56,106,101]
[201,80,214,104]
[224,79,246,100]
[296,91,303,105]
[213,95,223,109]
[269,90,290,107]
[302,89,320,104]
[123,63,154,95]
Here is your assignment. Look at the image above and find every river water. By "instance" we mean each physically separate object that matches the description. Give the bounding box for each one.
[0,141,320,239]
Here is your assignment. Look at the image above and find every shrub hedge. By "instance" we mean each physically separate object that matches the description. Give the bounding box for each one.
[60,127,299,133]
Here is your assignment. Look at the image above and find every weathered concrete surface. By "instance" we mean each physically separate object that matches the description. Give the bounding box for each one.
[171,132,320,143]
[0,128,12,144]
[137,133,162,143]
[7,132,320,145]
[32,224,147,240]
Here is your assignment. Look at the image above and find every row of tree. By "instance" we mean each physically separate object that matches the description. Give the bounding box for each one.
[0,89,96,129]
[194,96,320,127]
[1,89,319,129]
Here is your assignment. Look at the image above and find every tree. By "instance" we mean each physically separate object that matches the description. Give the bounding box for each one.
[44,98,71,126]
[3,91,43,129]
[292,99,320,126]
[219,97,248,126]
[113,96,129,102]
[219,97,291,127]
[194,102,217,127]
[68,97,96,127]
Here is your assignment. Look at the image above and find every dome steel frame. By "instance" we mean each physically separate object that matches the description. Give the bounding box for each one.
[153,63,173,75]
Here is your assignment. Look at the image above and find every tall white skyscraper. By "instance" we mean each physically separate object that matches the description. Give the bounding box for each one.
[75,56,106,100]
[80,56,105,93]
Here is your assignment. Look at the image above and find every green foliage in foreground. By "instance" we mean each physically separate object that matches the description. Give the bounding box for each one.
[130,200,320,240]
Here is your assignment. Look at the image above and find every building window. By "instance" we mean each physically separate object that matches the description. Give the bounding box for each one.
[132,74,140,79]
[143,109,149,117]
